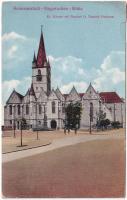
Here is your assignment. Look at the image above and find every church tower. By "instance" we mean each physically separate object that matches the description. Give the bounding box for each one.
[32,28,51,98]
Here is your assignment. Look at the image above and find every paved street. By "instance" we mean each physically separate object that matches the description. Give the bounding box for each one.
[2,130,125,198]
[3,129,124,163]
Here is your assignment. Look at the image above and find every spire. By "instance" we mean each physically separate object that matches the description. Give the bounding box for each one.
[37,26,47,67]
[29,83,36,96]
[32,51,37,63]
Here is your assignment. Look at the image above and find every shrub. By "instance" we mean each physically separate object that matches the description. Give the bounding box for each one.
[111,121,120,129]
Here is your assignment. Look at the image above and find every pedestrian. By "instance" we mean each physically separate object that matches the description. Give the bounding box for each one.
[68,127,70,134]
[64,127,66,135]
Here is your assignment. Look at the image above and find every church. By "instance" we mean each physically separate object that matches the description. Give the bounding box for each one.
[4,29,125,130]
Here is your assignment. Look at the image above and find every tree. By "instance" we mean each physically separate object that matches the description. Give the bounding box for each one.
[96,110,106,130]
[65,102,82,131]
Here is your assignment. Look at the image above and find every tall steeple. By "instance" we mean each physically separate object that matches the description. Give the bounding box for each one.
[37,26,47,67]
[32,27,51,98]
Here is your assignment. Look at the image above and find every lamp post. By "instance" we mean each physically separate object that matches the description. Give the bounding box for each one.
[13,105,16,138]
[36,101,39,140]
[89,103,92,134]
[58,101,60,129]
[121,103,123,128]
[20,105,24,147]
[43,102,47,129]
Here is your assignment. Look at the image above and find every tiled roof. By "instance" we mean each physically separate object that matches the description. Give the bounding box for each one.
[99,92,123,103]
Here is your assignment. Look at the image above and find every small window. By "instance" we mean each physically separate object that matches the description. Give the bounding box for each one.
[52,101,55,113]
[9,105,12,115]
[39,105,42,114]
[90,102,93,122]
[26,105,29,115]
[38,69,41,75]
[62,103,65,113]
[17,105,20,115]
[10,120,12,125]
[36,69,42,81]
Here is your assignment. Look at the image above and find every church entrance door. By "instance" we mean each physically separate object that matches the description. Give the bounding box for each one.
[51,120,57,129]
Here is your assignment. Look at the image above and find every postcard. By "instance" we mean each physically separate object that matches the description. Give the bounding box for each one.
[2,1,126,198]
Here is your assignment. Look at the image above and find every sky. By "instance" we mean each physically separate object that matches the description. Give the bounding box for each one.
[2,1,126,106]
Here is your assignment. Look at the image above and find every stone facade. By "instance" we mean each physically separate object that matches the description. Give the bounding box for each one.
[4,30,125,130]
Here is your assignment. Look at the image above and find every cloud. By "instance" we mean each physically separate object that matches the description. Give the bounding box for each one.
[49,55,85,74]
[49,55,87,90]
[2,32,36,69]
[93,51,125,91]
[60,81,88,94]
[2,32,27,41]
[8,45,18,58]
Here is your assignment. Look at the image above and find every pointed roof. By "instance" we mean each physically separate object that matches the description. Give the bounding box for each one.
[86,82,97,94]
[37,28,47,67]
[6,90,24,104]
[69,86,80,96]
[55,87,64,100]
[29,83,36,96]
[48,89,59,100]
[32,52,37,63]
[25,89,30,96]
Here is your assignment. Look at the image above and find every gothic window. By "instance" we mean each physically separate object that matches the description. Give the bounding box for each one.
[38,69,41,75]
[36,69,42,81]
[26,104,29,115]
[17,105,20,115]
[62,103,65,113]
[9,105,12,115]
[90,102,93,122]
[52,101,55,113]
[39,104,42,114]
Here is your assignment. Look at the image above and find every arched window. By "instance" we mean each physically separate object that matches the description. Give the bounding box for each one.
[90,102,93,122]
[52,101,55,113]
[36,69,42,81]
[17,105,20,115]
[9,105,12,115]
[38,69,41,75]
[62,103,65,113]
[26,104,29,115]
[39,104,42,114]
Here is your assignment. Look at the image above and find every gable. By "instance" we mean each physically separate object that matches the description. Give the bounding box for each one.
[23,94,30,103]
[6,90,23,104]
[48,90,59,101]
[83,84,99,100]
[66,87,80,102]
[55,88,65,101]
[37,88,47,102]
